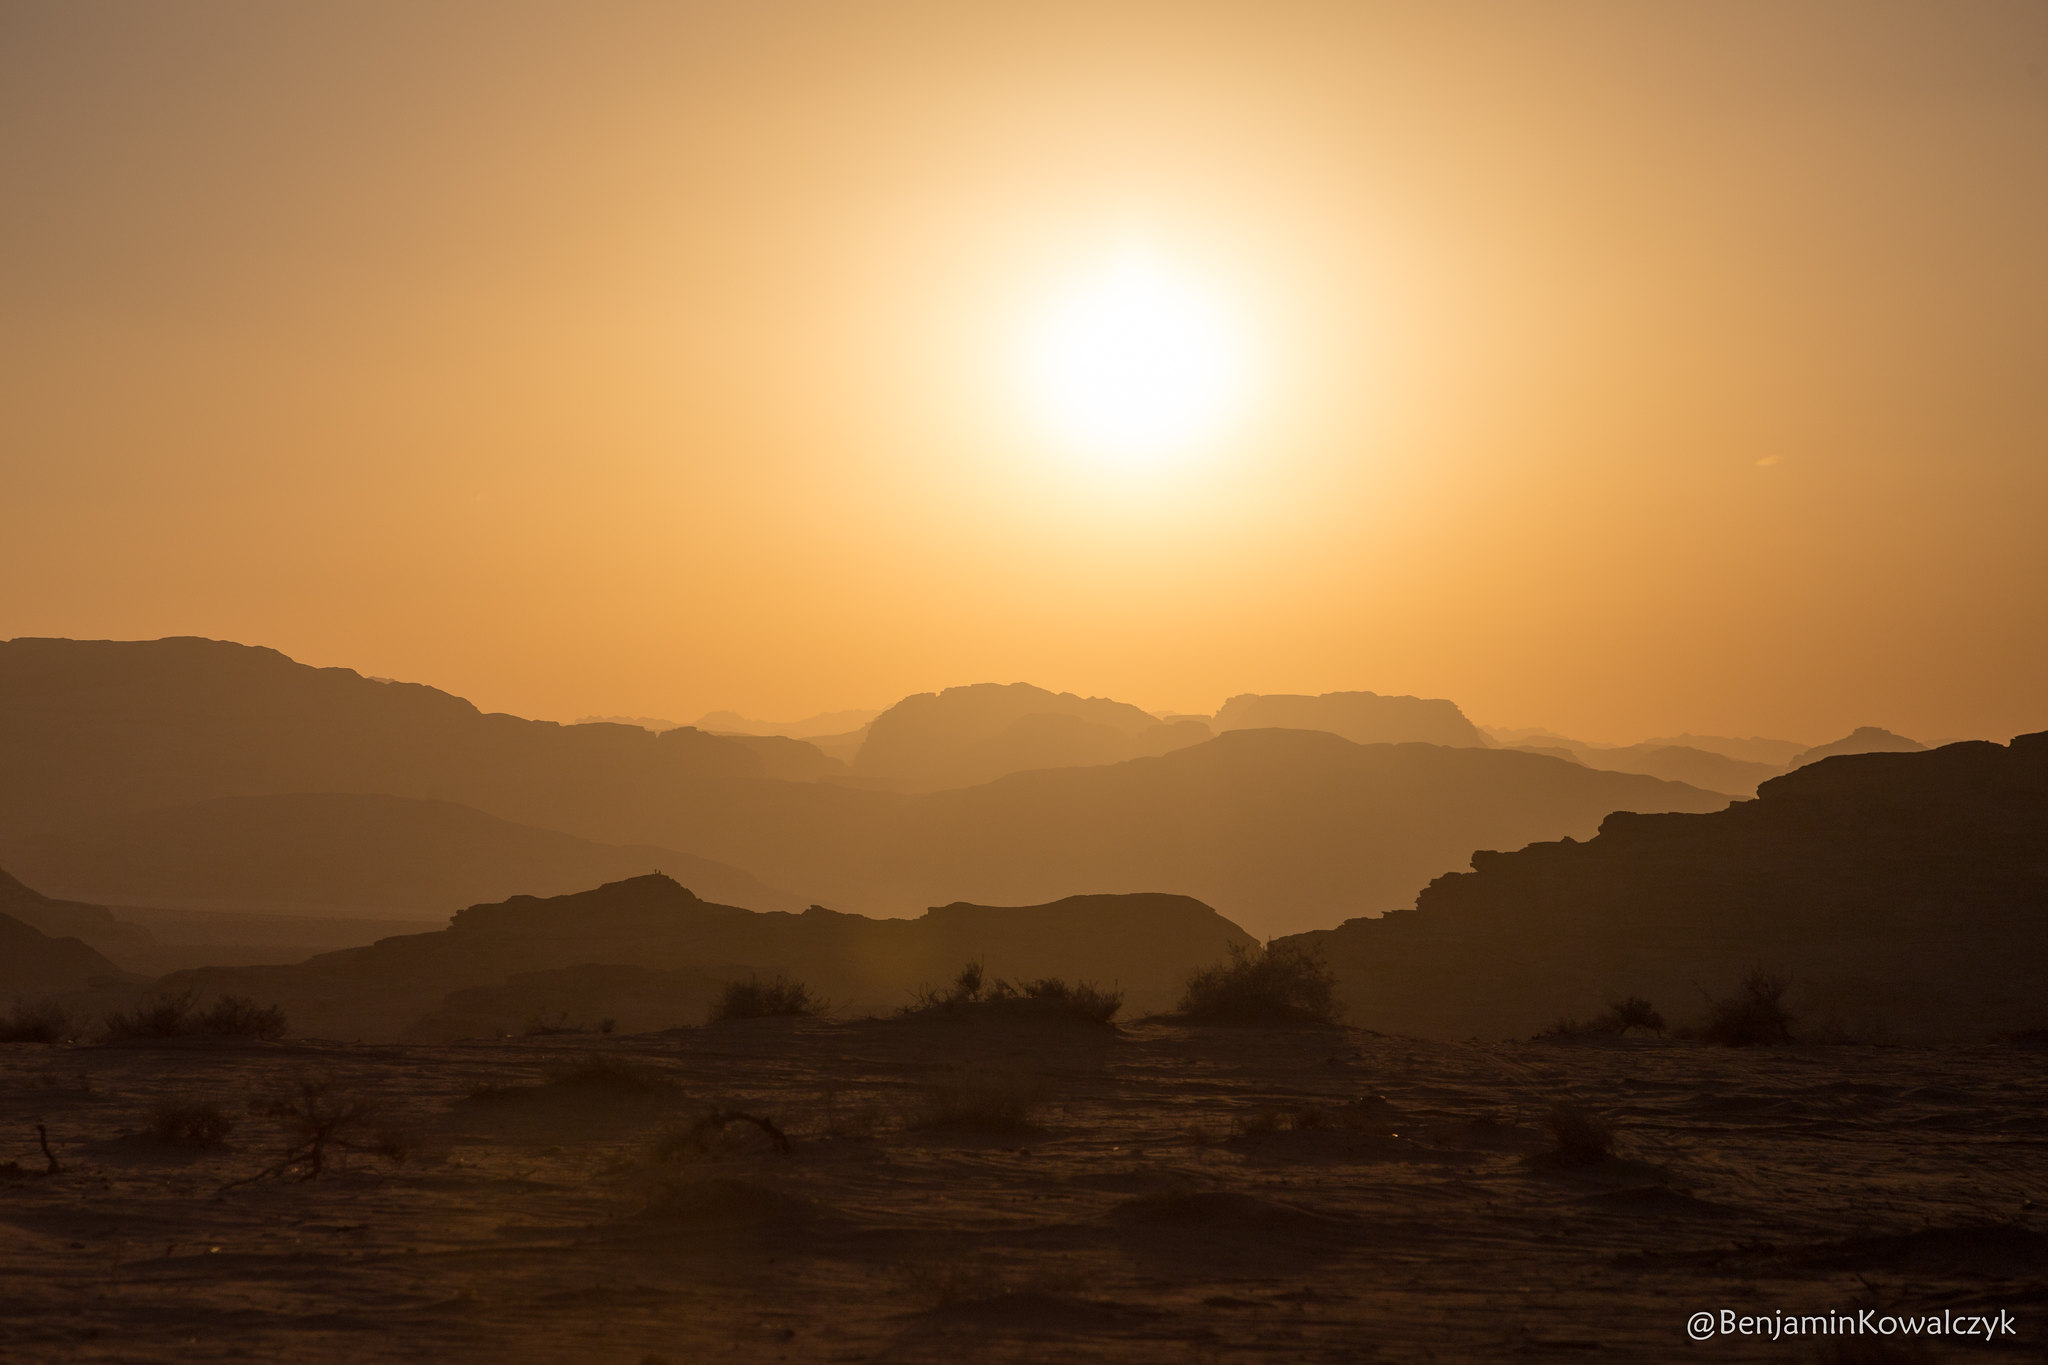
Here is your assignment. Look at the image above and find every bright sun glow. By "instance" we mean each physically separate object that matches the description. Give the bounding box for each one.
[1023,250,1250,468]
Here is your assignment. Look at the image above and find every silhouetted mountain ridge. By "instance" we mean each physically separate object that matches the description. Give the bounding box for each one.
[1284,733,2048,1039]
[165,875,1257,1040]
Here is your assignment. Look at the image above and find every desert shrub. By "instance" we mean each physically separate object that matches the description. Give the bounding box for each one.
[1540,1102,1614,1167]
[0,1001,73,1044]
[1593,996,1666,1035]
[1177,942,1341,1025]
[101,991,198,1040]
[103,992,288,1042]
[195,996,288,1040]
[710,975,816,1023]
[902,964,1122,1026]
[908,961,988,1012]
[1016,977,1123,1024]
[1700,967,1795,1047]
[144,1098,237,1146]
[912,1068,1048,1132]
[227,1075,405,1185]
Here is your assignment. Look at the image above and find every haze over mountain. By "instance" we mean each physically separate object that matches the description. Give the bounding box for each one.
[0,637,762,841]
[1212,691,1487,748]
[849,682,1209,792]
[0,792,805,918]
[1508,739,1784,798]
[3,637,1731,937]
[0,868,158,974]
[697,708,882,740]
[166,875,1256,1041]
[1285,733,2048,1041]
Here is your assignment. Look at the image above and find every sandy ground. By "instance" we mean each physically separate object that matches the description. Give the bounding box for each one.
[2,1020,2044,1363]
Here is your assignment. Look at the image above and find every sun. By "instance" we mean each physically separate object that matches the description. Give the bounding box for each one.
[1021,249,1250,468]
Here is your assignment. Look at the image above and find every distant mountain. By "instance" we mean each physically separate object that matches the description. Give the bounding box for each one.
[697,708,881,739]
[712,734,848,781]
[1283,733,2048,1040]
[2,792,807,917]
[1792,726,1925,767]
[1564,742,1782,797]
[0,896,126,997]
[0,868,160,970]
[2,639,1728,938]
[677,729,1731,938]
[851,682,1208,792]
[1213,692,1486,748]
[164,876,1257,1040]
[0,637,763,841]
[1640,733,1809,767]
[573,714,685,732]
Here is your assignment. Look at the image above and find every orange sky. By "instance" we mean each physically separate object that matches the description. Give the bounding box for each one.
[4,2,2044,744]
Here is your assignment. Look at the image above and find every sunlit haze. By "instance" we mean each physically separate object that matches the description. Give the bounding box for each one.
[4,1,2045,744]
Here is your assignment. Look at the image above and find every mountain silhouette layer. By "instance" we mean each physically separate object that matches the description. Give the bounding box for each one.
[0,869,155,980]
[1284,733,2048,1040]
[1,792,806,917]
[4,638,1730,937]
[1517,740,1783,797]
[163,876,1257,1040]
[851,682,1208,792]
[0,637,763,840]
[1792,726,1925,767]
[1212,691,1486,748]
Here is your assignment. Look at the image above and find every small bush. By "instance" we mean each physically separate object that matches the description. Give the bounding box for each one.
[1177,942,1341,1025]
[102,991,198,1040]
[1546,997,1668,1039]
[103,992,288,1042]
[228,1075,405,1185]
[908,961,989,1012]
[1593,996,1666,1035]
[912,1068,1048,1132]
[1540,1102,1614,1167]
[195,996,288,1040]
[710,976,816,1023]
[1700,967,1794,1047]
[144,1099,237,1146]
[0,1001,73,1044]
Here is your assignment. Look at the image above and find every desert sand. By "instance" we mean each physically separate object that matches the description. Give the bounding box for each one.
[4,1018,2043,1362]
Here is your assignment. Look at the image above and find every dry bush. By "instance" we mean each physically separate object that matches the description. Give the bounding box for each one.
[195,996,288,1039]
[912,1068,1049,1132]
[144,1098,237,1146]
[1543,996,1667,1039]
[710,975,817,1022]
[907,961,989,1012]
[0,1001,73,1044]
[102,992,198,1040]
[1177,941,1341,1025]
[227,1075,406,1185]
[1700,967,1795,1047]
[904,963,1122,1026]
[1539,1102,1614,1167]
[1593,996,1666,1035]
[103,992,288,1042]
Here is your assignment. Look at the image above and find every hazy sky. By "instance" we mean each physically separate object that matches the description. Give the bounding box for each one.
[5,1,2044,743]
